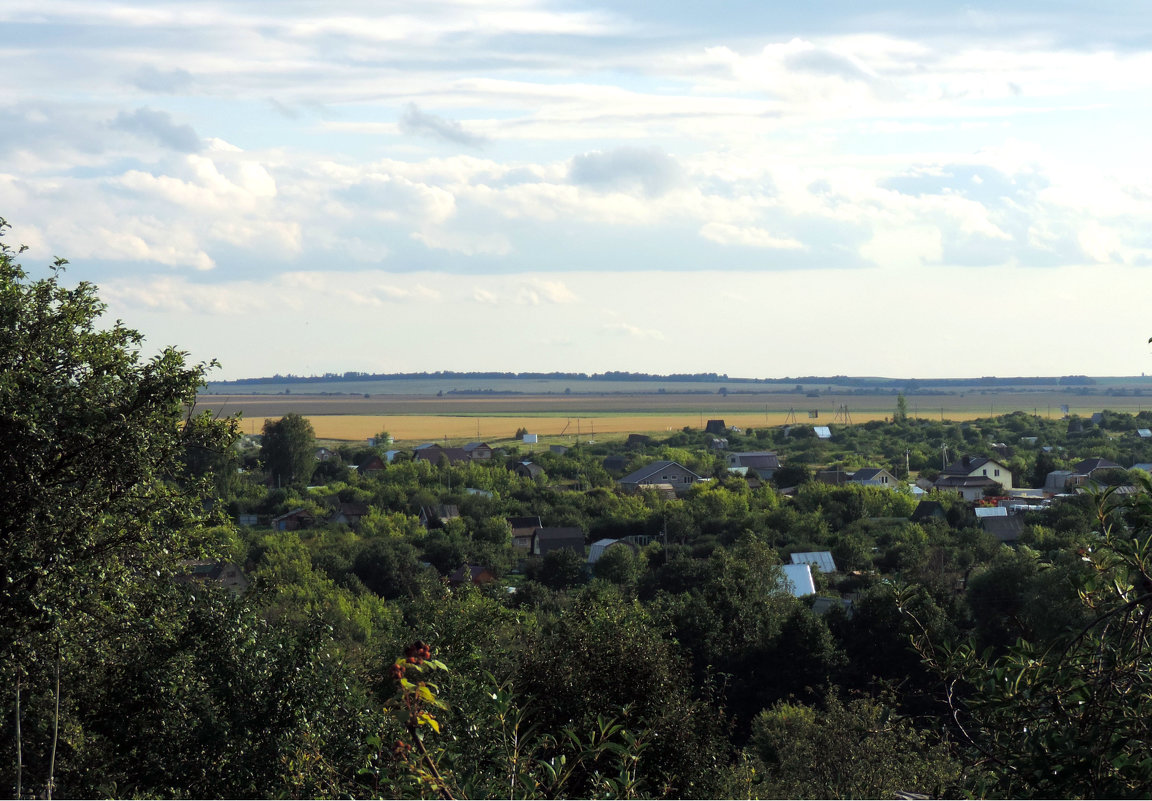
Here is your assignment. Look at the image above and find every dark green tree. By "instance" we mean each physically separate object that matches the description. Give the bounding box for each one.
[909,481,1152,797]
[0,220,237,797]
[260,413,316,487]
[539,548,587,590]
[895,393,909,423]
[0,220,236,654]
[748,693,960,798]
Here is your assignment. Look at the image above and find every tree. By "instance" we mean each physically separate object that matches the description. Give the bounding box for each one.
[907,481,1152,797]
[0,220,236,654]
[747,693,960,798]
[261,413,316,487]
[0,220,237,796]
[538,548,587,590]
[895,393,909,423]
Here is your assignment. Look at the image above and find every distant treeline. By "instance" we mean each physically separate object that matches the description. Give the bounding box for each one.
[216,370,1100,388]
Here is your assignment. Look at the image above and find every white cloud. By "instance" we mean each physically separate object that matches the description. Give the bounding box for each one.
[9,1,1152,378]
[603,322,665,341]
[514,278,578,305]
[699,222,804,250]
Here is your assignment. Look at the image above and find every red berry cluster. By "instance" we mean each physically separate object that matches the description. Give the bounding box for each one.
[404,641,432,665]
[389,662,406,681]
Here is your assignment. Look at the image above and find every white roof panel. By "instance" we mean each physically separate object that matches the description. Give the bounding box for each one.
[975,506,1008,518]
[790,551,837,573]
[779,564,816,597]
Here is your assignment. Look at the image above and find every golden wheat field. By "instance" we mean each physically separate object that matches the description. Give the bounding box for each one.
[220,401,1152,444]
[207,391,1152,443]
[238,412,885,442]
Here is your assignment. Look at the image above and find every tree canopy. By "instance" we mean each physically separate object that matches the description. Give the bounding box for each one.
[0,219,235,653]
[261,413,316,488]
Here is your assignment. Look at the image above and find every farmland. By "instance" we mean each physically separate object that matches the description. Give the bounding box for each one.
[195,377,1152,442]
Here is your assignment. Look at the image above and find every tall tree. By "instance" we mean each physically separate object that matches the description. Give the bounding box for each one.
[260,413,316,487]
[0,220,237,797]
[0,219,236,654]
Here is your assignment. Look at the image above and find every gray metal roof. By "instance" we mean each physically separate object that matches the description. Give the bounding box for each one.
[619,460,701,484]
[789,551,837,573]
[779,564,816,597]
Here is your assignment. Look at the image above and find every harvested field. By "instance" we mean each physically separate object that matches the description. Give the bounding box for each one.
[202,388,1152,443]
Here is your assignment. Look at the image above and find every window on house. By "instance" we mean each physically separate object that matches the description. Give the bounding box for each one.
[994,469,1000,476]
[982,469,987,476]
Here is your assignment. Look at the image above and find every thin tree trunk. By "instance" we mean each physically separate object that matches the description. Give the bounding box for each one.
[14,667,22,800]
[46,640,60,801]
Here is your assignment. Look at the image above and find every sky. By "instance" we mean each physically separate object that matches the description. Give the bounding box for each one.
[4,0,1152,380]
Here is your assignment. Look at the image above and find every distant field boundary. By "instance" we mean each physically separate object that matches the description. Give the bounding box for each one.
[199,385,1152,443]
[224,404,1152,443]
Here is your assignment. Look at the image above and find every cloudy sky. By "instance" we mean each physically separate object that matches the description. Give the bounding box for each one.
[4,0,1152,380]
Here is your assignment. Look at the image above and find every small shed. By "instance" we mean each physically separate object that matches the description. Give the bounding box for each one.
[533,527,586,557]
[448,564,496,587]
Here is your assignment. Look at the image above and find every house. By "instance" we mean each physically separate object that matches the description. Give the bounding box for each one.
[910,500,946,523]
[1071,457,1123,478]
[618,460,702,494]
[982,515,1025,544]
[448,564,496,587]
[935,455,1014,499]
[626,434,653,448]
[522,434,539,444]
[708,437,728,450]
[508,516,543,551]
[602,455,628,473]
[462,442,493,460]
[727,452,780,479]
[176,560,249,595]
[813,426,832,439]
[587,538,637,565]
[533,527,586,558]
[778,564,816,597]
[789,551,837,573]
[515,461,545,480]
[849,467,898,488]
[329,501,370,528]
[704,419,726,435]
[1048,457,1127,491]
[550,445,569,455]
[419,504,460,528]
[315,447,334,461]
[811,596,854,618]
[357,454,387,474]
[414,445,470,466]
[934,475,1000,501]
[814,469,850,486]
[727,466,766,488]
[939,455,1014,489]
[271,508,314,531]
